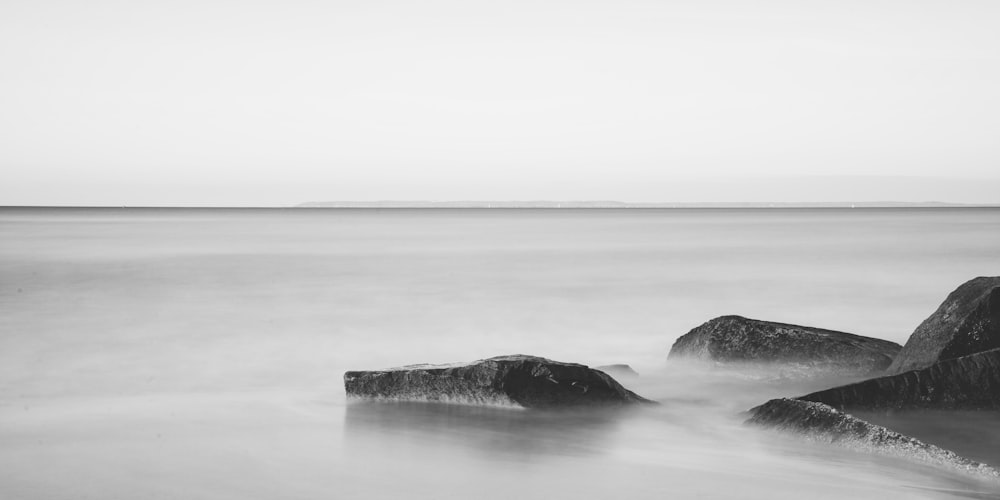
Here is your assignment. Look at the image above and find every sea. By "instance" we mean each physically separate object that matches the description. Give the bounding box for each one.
[1,207,998,499]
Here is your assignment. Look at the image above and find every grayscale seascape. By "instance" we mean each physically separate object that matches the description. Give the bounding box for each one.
[2,207,999,499]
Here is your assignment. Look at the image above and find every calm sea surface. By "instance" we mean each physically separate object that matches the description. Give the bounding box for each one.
[1,208,999,499]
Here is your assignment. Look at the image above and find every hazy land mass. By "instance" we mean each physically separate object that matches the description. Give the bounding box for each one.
[296,201,991,209]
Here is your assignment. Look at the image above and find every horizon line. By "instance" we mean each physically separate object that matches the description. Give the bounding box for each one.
[3,201,1000,209]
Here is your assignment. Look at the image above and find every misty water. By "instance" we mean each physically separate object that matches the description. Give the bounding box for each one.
[2,207,999,499]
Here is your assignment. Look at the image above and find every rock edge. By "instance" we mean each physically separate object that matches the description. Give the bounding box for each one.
[799,348,1000,411]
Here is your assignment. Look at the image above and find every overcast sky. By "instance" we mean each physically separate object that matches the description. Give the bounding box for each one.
[2,0,999,206]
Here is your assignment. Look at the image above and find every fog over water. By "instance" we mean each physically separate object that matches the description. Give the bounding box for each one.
[1,208,999,499]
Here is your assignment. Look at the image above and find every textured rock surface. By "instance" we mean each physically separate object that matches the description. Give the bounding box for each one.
[799,348,1000,411]
[344,355,653,409]
[746,398,1000,478]
[887,276,1000,375]
[668,315,901,375]
[595,364,639,379]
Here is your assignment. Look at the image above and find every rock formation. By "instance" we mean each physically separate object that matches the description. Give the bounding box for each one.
[798,348,1000,411]
[668,315,901,375]
[745,398,999,478]
[344,354,654,409]
[886,276,1000,375]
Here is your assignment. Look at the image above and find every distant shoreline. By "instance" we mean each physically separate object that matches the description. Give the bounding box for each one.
[296,201,997,209]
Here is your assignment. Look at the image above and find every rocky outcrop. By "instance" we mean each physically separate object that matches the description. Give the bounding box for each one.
[886,276,1000,375]
[745,398,999,477]
[344,355,654,409]
[668,316,901,375]
[595,364,639,379]
[798,348,1000,411]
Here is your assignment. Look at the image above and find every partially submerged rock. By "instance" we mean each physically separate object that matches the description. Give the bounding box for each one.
[886,276,1000,375]
[595,364,639,379]
[799,348,1000,411]
[344,354,654,409]
[745,398,1000,478]
[668,315,901,376]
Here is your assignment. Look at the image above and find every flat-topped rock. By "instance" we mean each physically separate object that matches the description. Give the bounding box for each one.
[799,348,1000,411]
[344,354,654,409]
[745,398,999,478]
[887,276,1000,375]
[668,316,901,376]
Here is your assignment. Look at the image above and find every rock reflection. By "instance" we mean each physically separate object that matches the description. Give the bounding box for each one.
[343,401,639,460]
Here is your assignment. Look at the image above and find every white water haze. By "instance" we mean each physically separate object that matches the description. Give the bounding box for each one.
[1,208,999,499]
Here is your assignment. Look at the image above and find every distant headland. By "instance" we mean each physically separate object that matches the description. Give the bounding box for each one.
[296,201,989,209]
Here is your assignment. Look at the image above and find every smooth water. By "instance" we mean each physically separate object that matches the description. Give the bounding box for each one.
[1,208,999,499]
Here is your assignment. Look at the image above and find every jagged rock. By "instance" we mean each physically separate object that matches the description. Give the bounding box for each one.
[668,315,901,375]
[886,276,1000,375]
[745,398,999,478]
[799,348,1000,411]
[595,364,639,379]
[344,354,654,409]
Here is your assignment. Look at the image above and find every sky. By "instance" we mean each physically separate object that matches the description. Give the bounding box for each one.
[1,0,999,206]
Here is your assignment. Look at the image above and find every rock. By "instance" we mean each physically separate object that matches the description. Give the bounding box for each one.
[798,348,1000,411]
[668,315,901,376]
[886,276,1000,375]
[745,398,1000,478]
[344,354,654,409]
[595,364,639,379]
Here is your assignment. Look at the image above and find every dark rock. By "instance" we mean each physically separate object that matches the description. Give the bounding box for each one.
[344,354,654,409]
[745,398,999,477]
[886,276,1000,375]
[595,364,639,379]
[668,315,901,375]
[798,348,1000,411]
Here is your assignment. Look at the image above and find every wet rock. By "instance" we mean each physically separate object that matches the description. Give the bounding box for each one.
[886,276,1000,375]
[668,315,901,376]
[344,354,654,409]
[595,364,639,379]
[745,398,999,477]
[799,348,1000,411]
